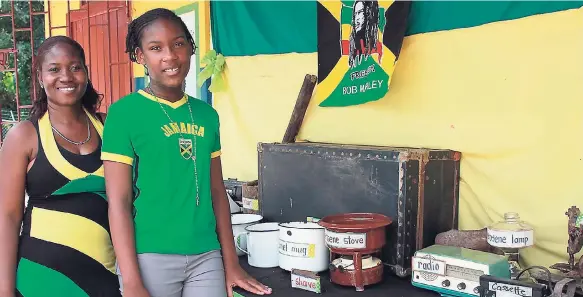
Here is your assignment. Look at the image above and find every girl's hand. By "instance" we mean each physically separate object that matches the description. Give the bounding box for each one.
[225,263,272,296]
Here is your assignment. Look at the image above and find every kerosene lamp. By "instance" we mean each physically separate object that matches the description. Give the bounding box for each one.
[487,212,534,279]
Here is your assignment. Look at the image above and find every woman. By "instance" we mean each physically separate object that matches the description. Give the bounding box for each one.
[0,36,121,297]
[102,8,272,297]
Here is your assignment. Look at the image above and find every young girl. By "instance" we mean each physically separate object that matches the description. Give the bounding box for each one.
[101,8,272,297]
[0,36,121,297]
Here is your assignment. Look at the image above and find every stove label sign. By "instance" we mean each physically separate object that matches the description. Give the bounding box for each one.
[279,240,316,258]
[324,230,367,249]
[488,282,533,297]
[291,271,321,294]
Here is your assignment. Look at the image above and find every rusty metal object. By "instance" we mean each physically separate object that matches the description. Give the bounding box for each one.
[530,269,583,296]
[242,180,260,214]
[319,213,392,291]
[550,206,583,278]
[435,228,501,254]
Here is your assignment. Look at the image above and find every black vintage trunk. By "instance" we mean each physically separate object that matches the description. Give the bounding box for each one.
[257,142,460,277]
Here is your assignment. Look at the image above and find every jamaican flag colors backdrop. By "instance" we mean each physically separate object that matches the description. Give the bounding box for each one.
[209,1,583,269]
[317,1,410,107]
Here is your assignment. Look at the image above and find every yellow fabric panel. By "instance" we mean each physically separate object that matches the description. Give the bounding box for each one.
[213,7,583,268]
[30,208,116,273]
[213,53,317,180]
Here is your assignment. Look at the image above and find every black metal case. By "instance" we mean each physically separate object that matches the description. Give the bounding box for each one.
[257,142,460,277]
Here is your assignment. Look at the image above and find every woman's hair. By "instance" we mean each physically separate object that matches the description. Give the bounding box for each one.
[30,36,102,121]
[125,8,196,63]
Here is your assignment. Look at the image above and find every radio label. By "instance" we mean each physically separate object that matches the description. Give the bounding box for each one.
[487,229,534,249]
[412,256,446,276]
[324,230,366,249]
[488,282,532,297]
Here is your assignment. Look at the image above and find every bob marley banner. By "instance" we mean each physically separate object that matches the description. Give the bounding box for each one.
[317,1,410,107]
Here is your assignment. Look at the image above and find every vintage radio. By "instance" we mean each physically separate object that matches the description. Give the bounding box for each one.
[412,245,510,297]
[257,142,460,276]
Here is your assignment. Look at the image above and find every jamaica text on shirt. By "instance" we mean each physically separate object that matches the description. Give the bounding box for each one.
[161,122,205,137]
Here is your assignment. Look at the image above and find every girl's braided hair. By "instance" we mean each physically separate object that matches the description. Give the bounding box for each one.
[125,8,196,63]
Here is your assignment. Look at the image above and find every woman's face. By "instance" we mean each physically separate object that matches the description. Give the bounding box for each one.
[136,18,192,90]
[38,43,88,107]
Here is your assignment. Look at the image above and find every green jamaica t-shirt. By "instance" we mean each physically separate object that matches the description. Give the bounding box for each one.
[101,90,221,255]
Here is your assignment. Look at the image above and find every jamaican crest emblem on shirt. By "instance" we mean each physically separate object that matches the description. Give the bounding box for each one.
[179,138,193,160]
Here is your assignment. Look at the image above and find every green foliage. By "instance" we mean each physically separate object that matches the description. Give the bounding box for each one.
[0,0,45,118]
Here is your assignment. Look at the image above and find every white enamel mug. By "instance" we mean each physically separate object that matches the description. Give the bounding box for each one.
[235,222,280,268]
[278,222,329,272]
[231,214,263,256]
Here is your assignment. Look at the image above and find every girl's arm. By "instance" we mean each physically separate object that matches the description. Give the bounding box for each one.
[104,161,149,296]
[0,123,34,297]
[210,157,271,297]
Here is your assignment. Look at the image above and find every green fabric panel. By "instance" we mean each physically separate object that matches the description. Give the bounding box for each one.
[16,258,89,297]
[52,175,106,199]
[210,1,316,56]
[210,1,583,57]
[406,1,583,35]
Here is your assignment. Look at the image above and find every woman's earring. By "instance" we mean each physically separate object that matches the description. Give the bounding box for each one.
[144,65,149,76]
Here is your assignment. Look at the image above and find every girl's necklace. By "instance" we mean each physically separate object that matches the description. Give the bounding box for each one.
[145,86,200,206]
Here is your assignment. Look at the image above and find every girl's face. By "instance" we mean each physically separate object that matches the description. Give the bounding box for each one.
[38,43,88,107]
[136,18,192,90]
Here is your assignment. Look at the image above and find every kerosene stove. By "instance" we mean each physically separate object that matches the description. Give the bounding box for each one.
[319,213,392,292]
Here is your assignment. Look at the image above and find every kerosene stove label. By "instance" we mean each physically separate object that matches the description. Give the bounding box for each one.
[324,230,366,249]
[487,282,532,297]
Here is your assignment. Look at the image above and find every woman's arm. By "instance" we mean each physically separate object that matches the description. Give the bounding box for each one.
[0,123,34,296]
[104,161,149,296]
[210,157,271,297]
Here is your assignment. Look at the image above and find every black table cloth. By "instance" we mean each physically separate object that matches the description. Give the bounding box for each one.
[235,258,440,297]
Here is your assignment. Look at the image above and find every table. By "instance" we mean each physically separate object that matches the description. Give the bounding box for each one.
[235,258,440,297]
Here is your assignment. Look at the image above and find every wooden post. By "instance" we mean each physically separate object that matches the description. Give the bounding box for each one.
[282,74,317,143]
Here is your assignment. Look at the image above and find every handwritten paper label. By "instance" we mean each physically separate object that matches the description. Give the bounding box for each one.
[487,229,534,248]
[307,217,321,223]
[412,256,446,276]
[324,230,366,249]
[279,240,316,258]
[488,282,533,297]
[291,272,321,293]
[242,197,259,211]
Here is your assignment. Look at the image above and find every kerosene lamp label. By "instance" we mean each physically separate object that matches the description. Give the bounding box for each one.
[324,230,367,249]
[486,229,534,248]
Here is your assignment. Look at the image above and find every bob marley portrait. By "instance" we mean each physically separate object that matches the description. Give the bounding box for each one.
[348,0,380,69]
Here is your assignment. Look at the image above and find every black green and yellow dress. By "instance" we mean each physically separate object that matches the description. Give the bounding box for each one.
[15,110,121,297]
